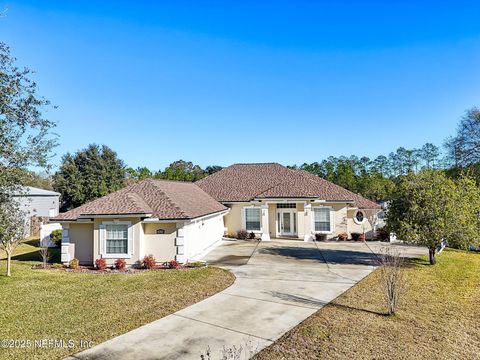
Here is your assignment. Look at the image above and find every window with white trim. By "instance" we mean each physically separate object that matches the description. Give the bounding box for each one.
[106,224,128,254]
[355,211,364,223]
[314,207,331,232]
[245,208,261,231]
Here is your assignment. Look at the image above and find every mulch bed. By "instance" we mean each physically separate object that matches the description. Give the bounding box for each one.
[31,262,207,274]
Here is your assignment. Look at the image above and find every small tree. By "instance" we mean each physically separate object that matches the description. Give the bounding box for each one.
[377,247,405,315]
[387,171,480,265]
[39,246,51,269]
[0,200,26,276]
[362,209,379,239]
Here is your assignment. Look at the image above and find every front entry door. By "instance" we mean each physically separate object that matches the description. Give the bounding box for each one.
[278,210,297,236]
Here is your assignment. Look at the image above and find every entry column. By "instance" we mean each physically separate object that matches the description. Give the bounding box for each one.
[260,204,271,241]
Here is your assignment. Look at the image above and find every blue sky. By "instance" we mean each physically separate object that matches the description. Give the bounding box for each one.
[1,1,479,171]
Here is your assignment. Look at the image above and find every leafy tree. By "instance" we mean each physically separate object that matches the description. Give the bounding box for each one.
[360,172,396,201]
[156,160,206,181]
[387,171,480,265]
[53,144,126,210]
[445,107,480,167]
[449,176,480,249]
[0,42,56,202]
[205,165,224,175]
[0,200,26,276]
[420,143,440,169]
[372,155,391,177]
[335,158,358,193]
[126,166,153,181]
[19,170,53,190]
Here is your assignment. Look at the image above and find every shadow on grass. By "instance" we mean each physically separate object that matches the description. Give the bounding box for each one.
[269,291,388,316]
[23,239,41,247]
[404,257,430,268]
[11,248,61,263]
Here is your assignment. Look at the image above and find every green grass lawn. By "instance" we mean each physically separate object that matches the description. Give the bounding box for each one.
[0,242,235,360]
[255,249,480,360]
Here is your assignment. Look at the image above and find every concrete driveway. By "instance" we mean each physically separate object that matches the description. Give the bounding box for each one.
[67,240,426,360]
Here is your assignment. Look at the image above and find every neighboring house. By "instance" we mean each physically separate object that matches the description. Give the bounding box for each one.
[12,186,60,236]
[52,163,380,266]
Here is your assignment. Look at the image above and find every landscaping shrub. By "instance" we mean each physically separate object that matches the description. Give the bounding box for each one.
[143,255,156,269]
[376,228,390,241]
[50,229,63,247]
[315,233,327,241]
[236,229,248,240]
[168,260,181,269]
[351,232,361,241]
[337,232,348,241]
[359,233,366,241]
[115,258,127,270]
[69,258,79,269]
[95,258,107,270]
[248,232,256,239]
[52,263,64,269]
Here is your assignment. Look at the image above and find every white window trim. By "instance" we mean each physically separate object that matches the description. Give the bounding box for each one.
[353,210,366,225]
[99,221,133,259]
[242,206,262,233]
[312,206,335,234]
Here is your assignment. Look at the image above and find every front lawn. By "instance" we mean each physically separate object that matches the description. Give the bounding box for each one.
[255,249,480,359]
[0,244,235,360]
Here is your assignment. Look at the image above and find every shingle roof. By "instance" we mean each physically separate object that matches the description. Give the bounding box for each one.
[196,163,380,209]
[52,179,227,221]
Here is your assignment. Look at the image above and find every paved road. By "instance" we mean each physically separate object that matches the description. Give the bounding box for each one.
[67,240,426,360]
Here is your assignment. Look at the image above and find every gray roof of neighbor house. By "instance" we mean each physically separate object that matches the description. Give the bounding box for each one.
[52,179,227,221]
[196,163,380,209]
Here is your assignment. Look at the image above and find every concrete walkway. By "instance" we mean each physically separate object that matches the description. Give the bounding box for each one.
[67,240,426,360]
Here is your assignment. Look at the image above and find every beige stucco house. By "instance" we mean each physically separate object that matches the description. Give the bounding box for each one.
[53,163,380,266]
[196,163,380,242]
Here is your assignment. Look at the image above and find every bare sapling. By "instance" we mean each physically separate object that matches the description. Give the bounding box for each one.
[377,247,405,315]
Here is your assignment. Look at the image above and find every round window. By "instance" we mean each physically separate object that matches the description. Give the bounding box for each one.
[355,211,364,223]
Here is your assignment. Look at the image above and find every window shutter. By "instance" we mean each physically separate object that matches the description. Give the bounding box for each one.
[128,224,134,256]
[99,224,106,256]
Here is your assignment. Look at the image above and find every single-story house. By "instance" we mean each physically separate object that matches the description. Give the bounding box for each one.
[12,186,60,236]
[196,163,380,241]
[52,163,380,266]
